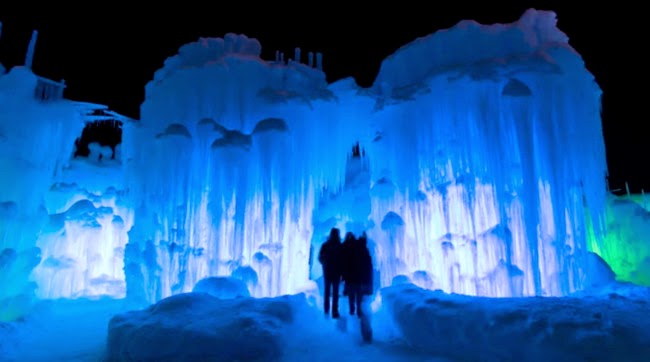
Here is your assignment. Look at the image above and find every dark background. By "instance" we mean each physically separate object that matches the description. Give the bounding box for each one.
[0,2,644,193]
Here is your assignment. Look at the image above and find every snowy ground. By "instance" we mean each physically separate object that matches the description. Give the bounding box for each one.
[2,282,650,361]
[1,298,137,362]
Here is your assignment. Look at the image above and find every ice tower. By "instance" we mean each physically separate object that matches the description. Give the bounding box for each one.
[0,9,608,309]
[121,9,606,301]
[0,66,135,321]
[364,10,607,296]
[121,34,350,301]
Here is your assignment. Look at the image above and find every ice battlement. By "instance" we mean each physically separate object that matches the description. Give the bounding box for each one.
[147,33,329,106]
[143,33,332,132]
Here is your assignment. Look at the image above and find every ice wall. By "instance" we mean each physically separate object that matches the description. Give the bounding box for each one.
[34,158,132,299]
[123,34,362,301]
[0,68,78,316]
[364,9,606,296]
[0,9,608,304]
[123,9,606,302]
[0,68,132,313]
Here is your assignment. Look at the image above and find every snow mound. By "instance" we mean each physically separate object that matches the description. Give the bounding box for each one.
[0,247,41,321]
[0,322,16,359]
[380,283,650,361]
[107,292,307,362]
[192,276,250,299]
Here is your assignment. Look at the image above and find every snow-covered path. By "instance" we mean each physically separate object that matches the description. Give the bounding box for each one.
[282,310,451,362]
[3,297,447,362]
[4,298,132,362]
[9,283,650,362]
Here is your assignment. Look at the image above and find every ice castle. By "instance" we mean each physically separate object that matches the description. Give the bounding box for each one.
[0,9,612,308]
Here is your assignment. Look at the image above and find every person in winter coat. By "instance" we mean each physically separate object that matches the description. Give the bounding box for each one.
[342,231,373,317]
[318,227,343,318]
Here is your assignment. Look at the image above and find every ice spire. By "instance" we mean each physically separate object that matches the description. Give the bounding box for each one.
[25,30,38,69]
[294,47,301,63]
[316,52,323,70]
[308,52,314,67]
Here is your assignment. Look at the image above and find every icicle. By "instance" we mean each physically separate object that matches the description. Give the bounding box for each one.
[59,79,66,99]
[643,189,646,209]
[294,47,301,64]
[25,30,38,69]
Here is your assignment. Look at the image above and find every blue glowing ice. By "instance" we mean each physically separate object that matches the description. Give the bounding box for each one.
[0,9,607,308]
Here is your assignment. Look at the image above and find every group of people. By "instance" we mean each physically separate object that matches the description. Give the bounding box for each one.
[318,228,374,319]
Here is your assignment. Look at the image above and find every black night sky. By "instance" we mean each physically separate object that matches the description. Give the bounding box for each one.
[0,2,644,193]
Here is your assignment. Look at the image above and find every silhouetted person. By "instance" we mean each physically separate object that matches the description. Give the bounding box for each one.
[318,227,342,318]
[341,231,357,311]
[344,231,373,317]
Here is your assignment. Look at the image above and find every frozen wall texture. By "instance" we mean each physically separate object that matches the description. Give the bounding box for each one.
[0,67,133,320]
[122,9,606,301]
[0,9,608,307]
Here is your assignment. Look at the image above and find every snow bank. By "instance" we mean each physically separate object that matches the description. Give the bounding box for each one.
[5,297,134,361]
[0,246,40,321]
[0,322,16,360]
[380,283,650,361]
[106,292,309,361]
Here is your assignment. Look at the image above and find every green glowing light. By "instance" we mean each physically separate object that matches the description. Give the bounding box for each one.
[587,194,650,286]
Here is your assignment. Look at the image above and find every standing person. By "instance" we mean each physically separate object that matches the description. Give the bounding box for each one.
[318,227,343,318]
[341,231,357,312]
[345,231,374,317]
[356,232,374,343]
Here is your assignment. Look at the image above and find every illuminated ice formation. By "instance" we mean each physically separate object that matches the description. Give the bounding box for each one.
[0,9,608,307]
[124,9,606,301]
[0,67,134,318]
[588,195,650,286]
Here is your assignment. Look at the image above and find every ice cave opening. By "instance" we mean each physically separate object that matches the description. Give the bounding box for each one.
[4,9,644,320]
[73,115,123,161]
